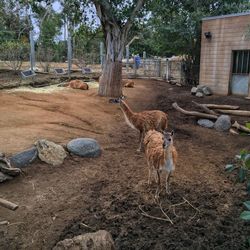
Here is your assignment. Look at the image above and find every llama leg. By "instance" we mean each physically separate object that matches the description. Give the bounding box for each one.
[137,131,144,152]
[148,166,152,185]
[166,172,171,194]
[155,170,161,199]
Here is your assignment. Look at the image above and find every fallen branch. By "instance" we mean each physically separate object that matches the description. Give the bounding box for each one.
[229,128,239,135]
[192,101,218,115]
[172,102,218,119]
[215,109,250,117]
[203,104,240,110]
[0,157,21,176]
[0,221,9,226]
[0,198,19,211]
[232,121,250,133]
[138,205,173,223]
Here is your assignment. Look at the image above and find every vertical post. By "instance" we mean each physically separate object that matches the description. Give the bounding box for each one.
[158,59,161,77]
[67,25,72,78]
[100,41,104,70]
[143,51,146,69]
[29,30,35,71]
[166,58,169,81]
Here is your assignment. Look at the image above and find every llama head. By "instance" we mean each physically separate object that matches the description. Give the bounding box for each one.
[163,130,174,148]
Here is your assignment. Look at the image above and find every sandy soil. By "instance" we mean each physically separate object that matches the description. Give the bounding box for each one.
[0,79,250,250]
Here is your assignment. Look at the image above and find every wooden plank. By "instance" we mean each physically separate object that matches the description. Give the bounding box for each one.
[0,198,18,211]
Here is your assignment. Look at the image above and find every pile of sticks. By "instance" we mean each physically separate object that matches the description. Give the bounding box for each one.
[172,101,250,134]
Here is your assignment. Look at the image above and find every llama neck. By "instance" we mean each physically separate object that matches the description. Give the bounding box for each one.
[120,101,136,129]
[164,145,175,172]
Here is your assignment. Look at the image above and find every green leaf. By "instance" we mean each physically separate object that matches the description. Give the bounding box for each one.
[246,122,250,129]
[244,154,250,169]
[225,164,235,172]
[247,181,250,195]
[239,168,247,183]
[240,210,250,220]
[244,201,250,210]
[240,150,248,160]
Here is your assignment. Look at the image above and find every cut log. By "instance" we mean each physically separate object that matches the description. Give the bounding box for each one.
[203,104,240,110]
[172,102,218,119]
[192,101,218,115]
[0,198,18,211]
[229,128,239,135]
[232,121,250,133]
[215,109,250,117]
[0,157,21,176]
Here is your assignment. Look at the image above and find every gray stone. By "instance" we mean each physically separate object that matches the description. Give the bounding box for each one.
[0,172,13,183]
[191,87,197,95]
[197,119,214,128]
[10,147,37,168]
[35,139,67,166]
[214,115,231,132]
[67,138,101,158]
[53,230,115,250]
[201,86,212,96]
[196,91,204,98]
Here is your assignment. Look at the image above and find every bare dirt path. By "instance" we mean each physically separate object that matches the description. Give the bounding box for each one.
[0,80,249,249]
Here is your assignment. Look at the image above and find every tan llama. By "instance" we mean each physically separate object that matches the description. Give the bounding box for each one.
[122,79,135,88]
[68,80,89,90]
[144,130,177,198]
[119,100,168,152]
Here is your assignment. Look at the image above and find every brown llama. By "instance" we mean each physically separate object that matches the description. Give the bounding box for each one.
[68,80,89,90]
[119,100,168,151]
[144,130,177,198]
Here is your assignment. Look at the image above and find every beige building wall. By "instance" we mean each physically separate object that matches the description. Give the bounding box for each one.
[199,13,250,95]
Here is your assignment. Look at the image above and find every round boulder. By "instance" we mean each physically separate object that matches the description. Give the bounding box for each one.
[53,230,115,250]
[10,147,38,168]
[214,115,231,132]
[197,119,214,129]
[67,138,101,158]
[35,139,67,166]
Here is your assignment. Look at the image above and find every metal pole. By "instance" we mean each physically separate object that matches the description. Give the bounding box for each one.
[143,51,146,69]
[126,45,129,73]
[67,24,72,78]
[166,58,169,80]
[29,30,35,71]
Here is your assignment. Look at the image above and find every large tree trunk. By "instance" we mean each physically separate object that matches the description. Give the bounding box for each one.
[98,23,124,97]
[99,60,122,97]
[93,0,144,97]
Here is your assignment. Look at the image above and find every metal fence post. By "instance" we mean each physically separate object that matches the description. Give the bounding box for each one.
[143,51,146,69]
[29,30,35,71]
[67,26,72,78]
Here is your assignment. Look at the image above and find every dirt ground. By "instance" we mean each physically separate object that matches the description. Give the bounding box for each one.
[0,79,250,250]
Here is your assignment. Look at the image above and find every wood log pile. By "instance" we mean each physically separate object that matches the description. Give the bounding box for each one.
[172,102,250,135]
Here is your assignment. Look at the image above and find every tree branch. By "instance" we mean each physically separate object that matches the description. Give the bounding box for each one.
[123,0,145,35]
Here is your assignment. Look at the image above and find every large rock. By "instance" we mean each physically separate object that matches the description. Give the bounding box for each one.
[0,172,13,183]
[35,139,67,166]
[197,85,213,96]
[201,86,212,96]
[214,115,231,132]
[196,91,204,98]
[10,147,37,168]
[191,87,197,95]
[197,119,214,128]
[67,138,101,158]
[53,230,115,250]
